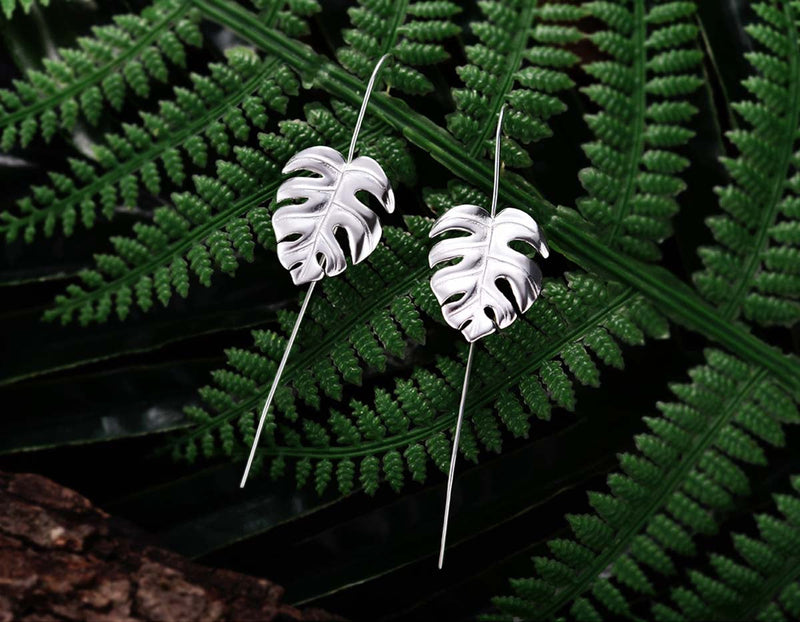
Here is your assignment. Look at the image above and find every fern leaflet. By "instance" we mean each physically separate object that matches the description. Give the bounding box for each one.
[653,474,800,622]
[43,101,414,325]
[176,185,666,492]
[2,50,294,243]
[337,0,461,95]
[1,0,51,19]
[0,0,201,150]
[577,0,702,261]
[694,1,800,326]
[489,348,798,621]
[448,0,580,167]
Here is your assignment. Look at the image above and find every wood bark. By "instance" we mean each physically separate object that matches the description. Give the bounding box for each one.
[0,471,342,622]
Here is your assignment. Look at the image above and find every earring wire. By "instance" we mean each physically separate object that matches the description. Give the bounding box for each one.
[438,104,507,568]
[240,54,391,488]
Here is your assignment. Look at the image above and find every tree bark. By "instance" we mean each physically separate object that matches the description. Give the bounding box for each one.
[0,471,342,622]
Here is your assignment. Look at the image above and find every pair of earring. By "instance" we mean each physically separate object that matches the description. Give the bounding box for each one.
[239,56,549,569]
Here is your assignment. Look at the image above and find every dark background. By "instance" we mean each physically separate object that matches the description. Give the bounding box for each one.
[1,1,798,620]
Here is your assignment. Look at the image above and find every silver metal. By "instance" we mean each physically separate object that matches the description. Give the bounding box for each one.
[490,105,504,218]
[240,280,317,488]
[348,53,389,163]
[428,204,549,342]
[274,146,395,285]
[438,341,474,569]
[240,55,392,488]
[431,104,549,567]
[273,53,394,286]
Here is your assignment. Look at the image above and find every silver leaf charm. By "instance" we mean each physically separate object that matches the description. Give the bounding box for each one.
[428,204,549,342]
[432,105,551,570]
[240,54,394,489]
[274,145,395,285]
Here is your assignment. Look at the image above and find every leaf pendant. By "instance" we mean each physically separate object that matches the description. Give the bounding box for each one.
[274,145,395,285]
[240,54,393,488]
[429,105,549,569]
[429,203,548,342]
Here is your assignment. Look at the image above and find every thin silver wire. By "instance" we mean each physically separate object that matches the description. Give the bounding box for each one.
[241,55,390,489]
[438,342,475,569]
[490,104,506,218]
[347,53,390,163]
[438,104,507,568]
[240,280,317,488]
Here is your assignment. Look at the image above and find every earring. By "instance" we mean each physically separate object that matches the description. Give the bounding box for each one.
[429,105,549,568]
[240,54,395,488]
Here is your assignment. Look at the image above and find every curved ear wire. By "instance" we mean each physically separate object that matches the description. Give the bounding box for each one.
[437,104,508,569]
[240,54,393,489]
[348,53,391,163]
[433,104,548,568]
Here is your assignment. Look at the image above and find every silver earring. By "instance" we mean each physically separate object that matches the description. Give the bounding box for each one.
[240,54,394,488]
[429,105,549,568]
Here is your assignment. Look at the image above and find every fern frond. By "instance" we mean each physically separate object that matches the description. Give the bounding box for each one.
[653,474,800,622]
[1,0,51,20]
[577,0,702,261]
[1,50,295,243]
[249,0,321,37]
[177,193,666,488]
[694,1,800,326]
[490,348,798,621]
[0,0,201,151]
[337,0,461,95]
[192,0,800,394]
[448,0,581,167]
[43,100,414,325]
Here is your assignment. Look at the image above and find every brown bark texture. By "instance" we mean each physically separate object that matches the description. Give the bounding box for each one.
[0,471,342,622]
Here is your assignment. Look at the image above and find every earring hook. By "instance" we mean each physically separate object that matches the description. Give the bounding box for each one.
[438,102,508,569]
[490,103,506,218]
[347,53,391,162]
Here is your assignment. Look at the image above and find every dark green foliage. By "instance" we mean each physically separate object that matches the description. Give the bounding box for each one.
[491,348,798,621]
[2,0,800,619]
[42,98,414,325]
[338,0,461,95]
[448,0,580,166]
[0,0,202,151]
[653,474,800,621]
[694,1,800,326]
[1,0,51,19]
[3,49,296,243]
[178,230,668,489]
[577,0,702,261]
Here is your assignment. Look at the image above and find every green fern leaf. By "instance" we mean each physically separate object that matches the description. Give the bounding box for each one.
[0,0,201,153]
[653,474,800,621]
[337,0,460,95]
[1,0,51,20]
[694,1,800,326]
[448,0,581,167]
[491,348,798,620]
[577,0,702,261]
[176,219,665,494]
[2,49,297,243]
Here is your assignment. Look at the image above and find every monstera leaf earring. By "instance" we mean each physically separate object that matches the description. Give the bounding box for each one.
[240,55,394,487]
[429,105,549,567]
